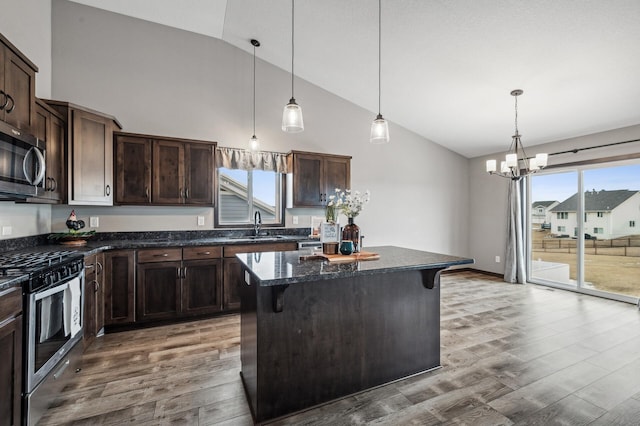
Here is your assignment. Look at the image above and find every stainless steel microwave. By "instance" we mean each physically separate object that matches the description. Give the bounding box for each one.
[0,120,46,199]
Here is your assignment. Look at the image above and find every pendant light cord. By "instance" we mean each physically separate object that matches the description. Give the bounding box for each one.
[377,0,382,115]
[253,43,256,135]
[291,0,295,99]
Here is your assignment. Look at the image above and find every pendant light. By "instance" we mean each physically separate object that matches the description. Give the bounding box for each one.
[282,0,304,133]
[249,39,260,151]
[370,0,389,144]
[486,89,548,179]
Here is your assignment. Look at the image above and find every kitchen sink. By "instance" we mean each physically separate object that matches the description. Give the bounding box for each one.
[229,235,289,240]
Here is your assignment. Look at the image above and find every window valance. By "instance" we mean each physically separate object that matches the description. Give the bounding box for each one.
[216,147,288,173]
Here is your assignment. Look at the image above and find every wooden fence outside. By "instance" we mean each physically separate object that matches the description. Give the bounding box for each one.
[532,237,640,257]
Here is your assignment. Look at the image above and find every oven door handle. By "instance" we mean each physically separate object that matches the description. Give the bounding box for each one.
[34,281,69,301]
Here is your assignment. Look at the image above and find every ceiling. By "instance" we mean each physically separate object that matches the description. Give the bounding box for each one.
[69,0,640,158]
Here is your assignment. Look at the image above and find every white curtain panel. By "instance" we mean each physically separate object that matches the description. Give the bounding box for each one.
[504,178,527,284]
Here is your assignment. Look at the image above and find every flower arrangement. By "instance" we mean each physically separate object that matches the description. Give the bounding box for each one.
[327,188,371,219]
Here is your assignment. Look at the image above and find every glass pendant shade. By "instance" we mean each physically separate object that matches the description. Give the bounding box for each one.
[535,153,548,168]
[370,114,389,144]
[282,98,304,133]
[249,135,259,151]
[486,159,497,173]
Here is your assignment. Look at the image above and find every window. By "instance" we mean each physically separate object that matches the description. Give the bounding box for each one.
[593,227,604,234]
[597,212,604,218]
[537,207,544,213]
[557,226,566,232]
[557,212,568,219]
[631,221,636,227]
[217,168,284,226]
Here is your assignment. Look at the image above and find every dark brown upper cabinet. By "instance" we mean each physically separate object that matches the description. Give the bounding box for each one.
[44,100,122,206]
[0,32,37,133]
[115,133,152,204]
[115,132,215,206]
[286,151,351,208]
[34,99,66,203]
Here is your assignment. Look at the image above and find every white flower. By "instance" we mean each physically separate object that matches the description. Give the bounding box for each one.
[329,188,370,218]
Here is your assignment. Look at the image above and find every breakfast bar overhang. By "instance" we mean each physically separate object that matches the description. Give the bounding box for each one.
[237,245,474,424]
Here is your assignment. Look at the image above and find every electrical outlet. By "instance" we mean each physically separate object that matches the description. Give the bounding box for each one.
[90,217,99,227]
[495,256,501,263]
[293,216,299,225]
[197,216,205,226]
[2,226,12,236]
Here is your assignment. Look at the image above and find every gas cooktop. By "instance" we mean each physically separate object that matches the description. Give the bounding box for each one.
[0,250,81,277]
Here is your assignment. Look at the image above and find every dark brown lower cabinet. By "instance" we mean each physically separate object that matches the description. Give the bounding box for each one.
[84,253,105,350]
[136,247,223,322]
[222,257,242,310]
[137,260,182,321]
[104,250,136,326]
[0,287,22,426]
[182,258,223,316]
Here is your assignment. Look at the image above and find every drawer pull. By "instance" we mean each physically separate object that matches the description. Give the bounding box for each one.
[153,253,169,257]
[198,251,211,255]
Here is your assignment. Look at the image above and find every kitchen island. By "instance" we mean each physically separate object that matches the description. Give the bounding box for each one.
[237,245,474,423]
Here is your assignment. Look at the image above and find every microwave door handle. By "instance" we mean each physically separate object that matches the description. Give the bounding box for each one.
[23,147,35,185]
[22,147,46,186]
[33,146,46,186]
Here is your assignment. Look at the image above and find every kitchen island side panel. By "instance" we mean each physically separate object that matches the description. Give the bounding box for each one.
[241,267,442,423]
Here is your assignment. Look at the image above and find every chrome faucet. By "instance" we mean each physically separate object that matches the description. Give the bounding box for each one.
[254,211,262,236]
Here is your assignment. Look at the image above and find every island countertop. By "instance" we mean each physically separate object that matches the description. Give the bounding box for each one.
[236,245,474,286]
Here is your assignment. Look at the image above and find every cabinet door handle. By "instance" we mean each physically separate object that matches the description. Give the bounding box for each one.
[105,185,111,196]
[144,187,149,198]
[51,178,57,192]
[182,267,187,279]
[97,261,103,275]
[94,280,99,292]
[5,95,14,113]
[0,90,7,109]
[86,263,95,269]
[185,187,189,199]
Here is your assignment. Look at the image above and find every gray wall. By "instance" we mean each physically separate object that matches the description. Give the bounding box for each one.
[47,0,470,256]
[0,0,52,98]
[468,124,640,274]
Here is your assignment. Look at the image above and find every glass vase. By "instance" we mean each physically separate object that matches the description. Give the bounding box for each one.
[341,217,360,253]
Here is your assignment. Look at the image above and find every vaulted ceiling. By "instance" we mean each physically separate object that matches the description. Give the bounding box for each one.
[69,0,640,158]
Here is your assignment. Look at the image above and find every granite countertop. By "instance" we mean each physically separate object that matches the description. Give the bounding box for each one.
[0,231,316,291]
[236,245,474,287]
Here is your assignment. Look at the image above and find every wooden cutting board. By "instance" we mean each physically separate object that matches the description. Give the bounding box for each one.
[299,251,380,263]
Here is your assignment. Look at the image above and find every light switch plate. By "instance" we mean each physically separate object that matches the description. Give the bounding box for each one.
[2,226,12,236]
[90,217,99,227]
[197,216,205,226]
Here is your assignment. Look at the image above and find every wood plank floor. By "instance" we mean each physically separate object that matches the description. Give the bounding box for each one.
[39,271,640,425]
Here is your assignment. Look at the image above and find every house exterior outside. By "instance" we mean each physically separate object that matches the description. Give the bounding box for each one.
[549,190,640,240]
[531,200,559,227]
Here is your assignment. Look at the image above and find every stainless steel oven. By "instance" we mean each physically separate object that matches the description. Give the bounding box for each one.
[0,120,46,199]
[0,250,84,426]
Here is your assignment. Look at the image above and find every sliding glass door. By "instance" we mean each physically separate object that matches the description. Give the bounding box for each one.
[530,171,578,288]
[528,161,640,303]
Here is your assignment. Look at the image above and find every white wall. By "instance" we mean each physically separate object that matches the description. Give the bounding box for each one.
[48,0,470,256]
[469,124,640,274]
[0,0,53,241]
[0,0,52,98]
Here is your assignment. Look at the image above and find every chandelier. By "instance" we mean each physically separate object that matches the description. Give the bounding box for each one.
[486,89,547,179]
